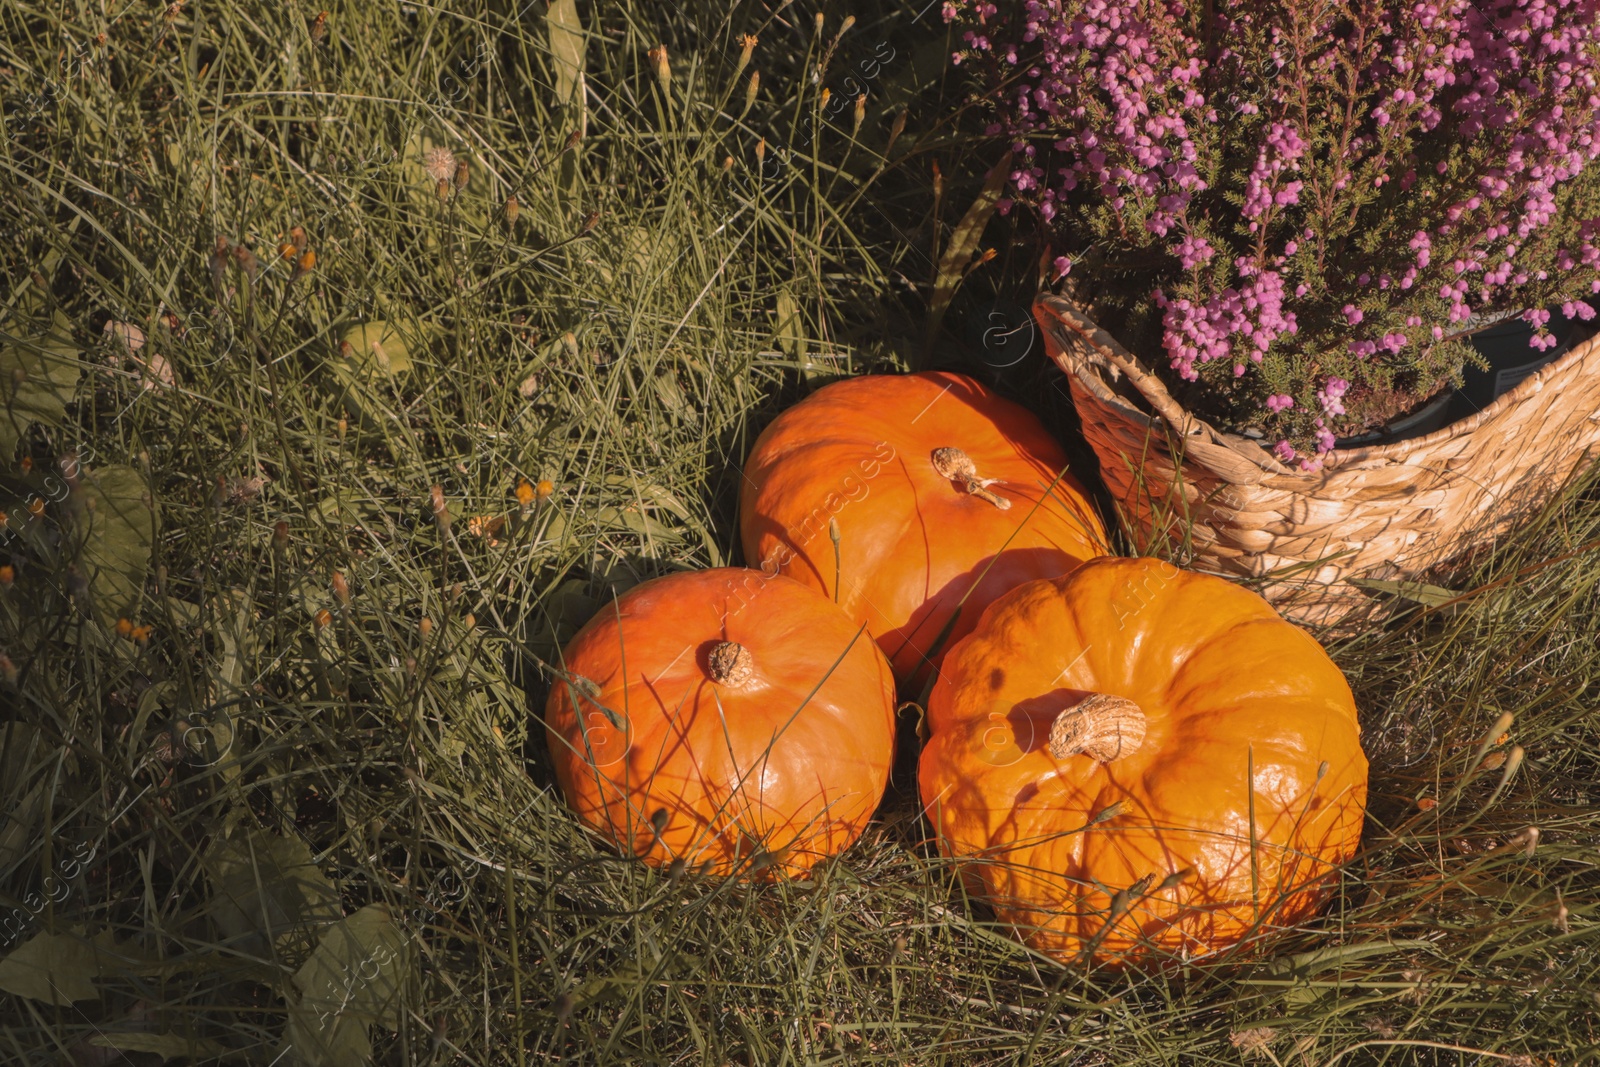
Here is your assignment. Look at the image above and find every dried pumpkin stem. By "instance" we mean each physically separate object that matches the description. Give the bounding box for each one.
[930,447,1011,510]
[708,641,754,687]
[1048,693,1147,762]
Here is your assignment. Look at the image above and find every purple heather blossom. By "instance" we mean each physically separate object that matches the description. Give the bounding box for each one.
[949,0,1600,456]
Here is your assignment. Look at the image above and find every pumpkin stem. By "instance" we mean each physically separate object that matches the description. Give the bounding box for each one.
[930,447,1011,510]
[1047,693,1147,762]
[707,641,755,687]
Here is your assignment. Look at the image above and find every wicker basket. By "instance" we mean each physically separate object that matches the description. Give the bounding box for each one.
[1034,293,1600,627]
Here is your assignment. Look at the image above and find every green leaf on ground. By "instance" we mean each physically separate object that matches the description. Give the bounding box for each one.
[282,905,409,1067]
[74,465,157,623]
[206,828,342,949]
[0,930,103,1004]
[0,308,80,457]
[337,322,416,379]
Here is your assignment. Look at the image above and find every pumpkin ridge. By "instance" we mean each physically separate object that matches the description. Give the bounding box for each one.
[918,557,1367,963]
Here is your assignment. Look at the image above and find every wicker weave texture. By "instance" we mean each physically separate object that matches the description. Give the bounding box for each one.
[1034,294,1600,626]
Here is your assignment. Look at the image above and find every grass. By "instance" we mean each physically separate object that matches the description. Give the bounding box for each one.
[0,1,1597,1064]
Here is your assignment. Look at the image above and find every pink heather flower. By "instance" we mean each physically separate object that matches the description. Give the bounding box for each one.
[1317,377,1349,416]
[1052,255,1072,280]
[946,0,1600,459]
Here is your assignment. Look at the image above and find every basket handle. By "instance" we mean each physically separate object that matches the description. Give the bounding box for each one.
[1034,294,1199,436]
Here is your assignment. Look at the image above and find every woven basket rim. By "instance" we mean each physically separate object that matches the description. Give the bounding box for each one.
[1033,292,1600,484]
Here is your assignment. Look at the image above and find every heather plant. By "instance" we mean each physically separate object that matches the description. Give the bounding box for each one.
[949,0,1600,466]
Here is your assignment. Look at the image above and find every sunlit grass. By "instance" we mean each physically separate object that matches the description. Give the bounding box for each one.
[0,1,1596,1064]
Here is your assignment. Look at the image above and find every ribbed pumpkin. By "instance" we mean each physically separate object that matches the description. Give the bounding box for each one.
[545,568,896,877]
[738,372,1107,687]
[918,557,1368,964]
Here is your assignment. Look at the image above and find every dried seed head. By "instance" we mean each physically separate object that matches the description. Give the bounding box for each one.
[886,108,908,155]
[290,225,308,252]
[743,71,760,115]
[430,485,451,531]
[0,566,12,586]
[233,243,258,282]
[454,158,469,192]
[436,178,451,202]
[116,617,133,638]
[504,193,520,226]
[852,93,866,134]
[820,87,831,111]
[720,155,733,172]
[707,641,754,687]
[536,479,554,500]
[1048,693,1147,762]
[419,616,433,639]
[1228,1027,1278,1061]
[564,128,582,151]
[755,137,767,166]
[736,34,758,75]
[466,514,504,543]
[209,236,232,289]
[279,242,298,260]
[310,10,329,44]
[0,654,15,685]
[647,44,671,94]
[423,146,457,184]
[515,479,536,509]
[315,608,333,629]
[272,520,290,553]
[332,570,350,606]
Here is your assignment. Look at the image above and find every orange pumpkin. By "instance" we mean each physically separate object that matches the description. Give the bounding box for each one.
[739,372,1107,687]
[918,557,1367,964]
[545,567,896,877]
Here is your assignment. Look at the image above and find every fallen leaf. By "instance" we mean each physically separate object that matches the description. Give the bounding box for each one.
[74,465,157,623]
[0,930,102,1004]
[206,828,342,950]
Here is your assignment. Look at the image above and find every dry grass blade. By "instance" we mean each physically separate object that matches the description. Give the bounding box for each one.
[0,1,1594,1064]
